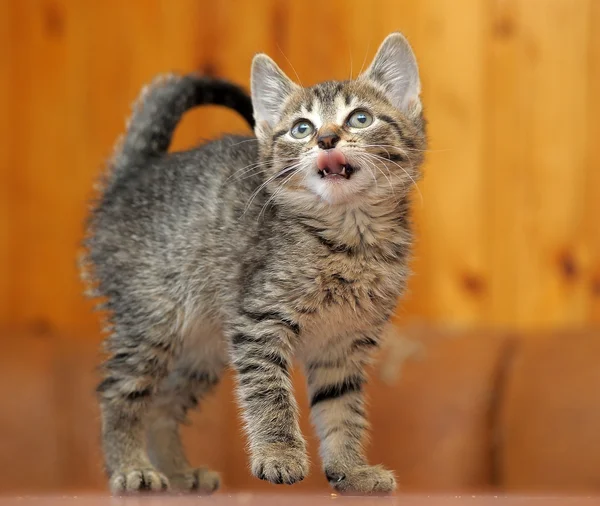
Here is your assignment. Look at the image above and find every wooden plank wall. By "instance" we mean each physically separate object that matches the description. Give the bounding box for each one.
[1,0,598,336]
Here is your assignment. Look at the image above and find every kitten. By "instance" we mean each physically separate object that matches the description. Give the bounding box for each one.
[82,32,426,495]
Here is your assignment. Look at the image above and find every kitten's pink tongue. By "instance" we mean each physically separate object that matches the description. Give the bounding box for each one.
[317,149,346,174]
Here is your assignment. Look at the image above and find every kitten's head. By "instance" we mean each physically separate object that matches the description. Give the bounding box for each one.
[250,32,426,207]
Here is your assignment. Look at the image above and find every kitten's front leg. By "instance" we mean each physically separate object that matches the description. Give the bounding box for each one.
[305,336,396,494]
[229,315,308,485]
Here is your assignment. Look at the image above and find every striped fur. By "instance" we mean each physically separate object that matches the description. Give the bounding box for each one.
[82,32,426,494]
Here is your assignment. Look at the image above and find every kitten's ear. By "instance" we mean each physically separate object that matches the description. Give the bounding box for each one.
[360,32,421,116]
[251,54,299,128]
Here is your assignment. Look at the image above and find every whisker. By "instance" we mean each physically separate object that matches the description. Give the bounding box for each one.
[243,161,305,215]
[366,143,416,165]
[357,39,371,76]
[233,167,272,183]
[365,152,423,206]
[367,144,392,159]
[359,143,452,154]
[277,43,303,87]
[225,161,272,182]
[243,174,282,215]
[228,137,259,147]
[258,167,302,221]
[348,40,354,80]
[358,153,398,202]
[352,143,419,167]
[352,154,378,192]
[226,156,301,183]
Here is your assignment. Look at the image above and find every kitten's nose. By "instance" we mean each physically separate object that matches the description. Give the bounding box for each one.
[317,132,341,150]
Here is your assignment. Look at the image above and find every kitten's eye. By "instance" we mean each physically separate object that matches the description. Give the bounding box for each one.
[290,120,315,139]
[347,110,374,129]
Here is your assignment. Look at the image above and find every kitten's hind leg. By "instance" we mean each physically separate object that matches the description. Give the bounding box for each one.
[146,366,223,493]
[98,330,174,494]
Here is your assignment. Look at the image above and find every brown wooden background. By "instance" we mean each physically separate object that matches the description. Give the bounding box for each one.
[1,0,599,337]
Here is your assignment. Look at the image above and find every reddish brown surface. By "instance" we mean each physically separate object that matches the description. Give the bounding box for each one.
[0,495,598,506]
[3,328,600,495]
[0,328,514,494]
[368,328,512,491]
[499,331,600,490]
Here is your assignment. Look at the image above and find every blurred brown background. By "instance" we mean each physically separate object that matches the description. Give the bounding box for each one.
[0,0,599,497]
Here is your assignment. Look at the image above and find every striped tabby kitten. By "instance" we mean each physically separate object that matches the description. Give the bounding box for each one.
[83,32,426,495]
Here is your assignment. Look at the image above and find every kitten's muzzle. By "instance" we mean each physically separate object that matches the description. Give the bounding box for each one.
[316,148,354,179]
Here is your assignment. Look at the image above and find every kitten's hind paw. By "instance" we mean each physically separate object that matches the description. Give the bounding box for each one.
[251,442,309,485]
[326,464,396,494]
[110,468,169,494]
[169,467,221,493]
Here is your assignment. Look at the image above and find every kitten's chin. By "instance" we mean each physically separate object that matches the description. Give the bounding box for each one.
[306,174,367,205]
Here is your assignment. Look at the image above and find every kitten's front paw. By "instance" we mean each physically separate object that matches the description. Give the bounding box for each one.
[326,464,396,494]
[109,468,169,493]
[251,442,309,485]
[169,467,221,493]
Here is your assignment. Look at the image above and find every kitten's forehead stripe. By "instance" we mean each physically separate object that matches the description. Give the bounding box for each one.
[272,129,287,141]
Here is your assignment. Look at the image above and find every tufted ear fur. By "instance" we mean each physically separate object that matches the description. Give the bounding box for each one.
[360,32,421,117]
[251,54,299,130]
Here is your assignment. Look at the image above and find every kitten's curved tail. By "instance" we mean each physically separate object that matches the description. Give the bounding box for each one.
[112,73,254,172]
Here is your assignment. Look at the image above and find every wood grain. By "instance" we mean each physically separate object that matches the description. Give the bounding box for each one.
[0,0,11,324]
[584,0,600,324]
[1,1,598,333]
[486,0,594,328]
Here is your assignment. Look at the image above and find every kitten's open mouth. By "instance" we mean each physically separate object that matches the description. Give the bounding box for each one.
[316,149,355,180]
[318,164,355,179]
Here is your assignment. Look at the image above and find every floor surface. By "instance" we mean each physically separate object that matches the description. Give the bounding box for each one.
[0,495,598,506]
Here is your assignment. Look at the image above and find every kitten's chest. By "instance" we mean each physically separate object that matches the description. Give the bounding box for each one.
[295,253,404,341]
